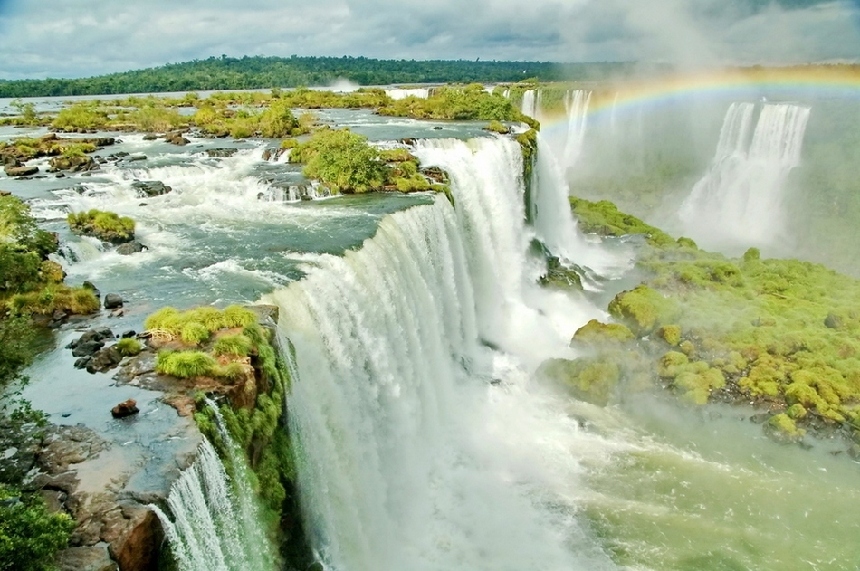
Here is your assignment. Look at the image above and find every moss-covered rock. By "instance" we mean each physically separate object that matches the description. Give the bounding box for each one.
[608,285,676,335]
[572,319,635,345]
[67,209,135,244]
[538,356,621,407]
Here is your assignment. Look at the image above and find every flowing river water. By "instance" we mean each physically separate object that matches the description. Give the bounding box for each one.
[4,98,860,571]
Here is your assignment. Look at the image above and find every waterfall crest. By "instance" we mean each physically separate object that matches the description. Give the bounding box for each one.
[270,136,614,570]
[679,102,811,250]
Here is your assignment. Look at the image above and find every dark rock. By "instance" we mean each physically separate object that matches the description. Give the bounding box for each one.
[55,173,66,178]
[165,132,190,146]
[82,280,101,298]
[131,180,172,197]
[88,346,123,374]
[115,241,147,255]
[40,489,67,513]
[74,356,92,369]
[72,340,105,358]
[0,189,11,196]
[142,134,158,141]
[111,152,130,159]
[49,155,97,173]
[262,148,273,161]
[824,313,843,329]
[110,399,139,418]
[52,309,69,322]
[749,413,770,424]
[121,330,136,338]
[103,294,123,310]
[206,148,238,158]
[126,155,146,162]
[246,304,280,325]
[108,506,162,571]
[399,138,416,146]
[421,166,448,184]
[4,165,39,177]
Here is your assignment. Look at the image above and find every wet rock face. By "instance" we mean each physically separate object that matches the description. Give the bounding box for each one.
[104,294,124,310]
[131,180,172,197]
[116,241,147,256]
[110,399,139,419]
[0,420,43,486]
[5,164,39,177]
[206,147,238,158]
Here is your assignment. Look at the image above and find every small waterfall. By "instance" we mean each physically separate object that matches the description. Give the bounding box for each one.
[609,92,619,133]
[152,403,277,571]
[679,102,811,250]
[520,89,539,119]
[562,90,592,166]
[271,136,614,570]
[386,87,430,100]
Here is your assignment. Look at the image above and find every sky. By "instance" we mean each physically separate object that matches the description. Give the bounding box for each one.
[0,0,858,80]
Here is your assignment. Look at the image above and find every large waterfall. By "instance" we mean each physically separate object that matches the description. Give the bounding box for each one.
[152,404,277,571]
[679,101,811,250]
[562,90,592,167]
[271,137,614,570]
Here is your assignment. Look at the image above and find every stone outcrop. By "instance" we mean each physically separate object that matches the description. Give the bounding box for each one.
[5,164,39,177]
[131,180,171,197]
[116,241,147,256]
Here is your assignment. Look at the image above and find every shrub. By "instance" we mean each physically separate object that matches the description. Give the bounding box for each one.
[484,120,510,134]
[8,285,99,316]
[52,102,108,131]
[222,305,257,328]
[115,338,142,357]
[0,484,75,571]
[180,322,210,345]
[215,361,249,381]
[0,315,37,387]
[67,209,135,244]
[212,334,254,357]
[156,350,217,378]
[291,128,386,193]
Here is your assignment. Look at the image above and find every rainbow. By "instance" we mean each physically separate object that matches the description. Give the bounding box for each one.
[535,66,860,127]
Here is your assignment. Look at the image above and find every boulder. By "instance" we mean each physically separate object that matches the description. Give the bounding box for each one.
[206,148,237,158]
[68,327,114,350]
[5,165,39,177]
[48,155,97,173]
[71,340,105,358]
[82,281,101,298]
[164,132,189,146]
[120,330,136,339]
[108,506,162,571]
[142,134,158,141]
[824,313,844,329]
[110,399,139,418]
[87,346,123,374]
[131,180,172,197]
[103,294,123,310]
[116,241,147,255]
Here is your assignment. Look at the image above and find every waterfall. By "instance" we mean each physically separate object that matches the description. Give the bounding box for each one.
[679,102,811,250]
[520,89,539,119]
[386,87,430,101]
[152,404,277,571]
[270,136,614,571]
[562,90,592,166]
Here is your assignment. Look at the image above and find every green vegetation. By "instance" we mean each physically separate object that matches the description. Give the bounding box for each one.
[548,195,860,446]
[144,305,258,340]
[115,337,143,357]
[378,83,532,125]
[0,484,75,571]
[0,56,644,98]
[8,285,100,317]
[290,128,386,193]
[51,102,109,131]
[67,209,135,244]
[156,350,218,378]
[212,334,254,357]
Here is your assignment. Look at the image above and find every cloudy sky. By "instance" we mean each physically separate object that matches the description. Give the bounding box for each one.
[0,0,858,79]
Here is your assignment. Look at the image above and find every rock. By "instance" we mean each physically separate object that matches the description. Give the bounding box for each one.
[108,507,162,571]
[206,148,237,158]
[49,155,97,173]
[39,489,67,513]
[52,308,69,322]
[131,180,172,197]
[82,280,101,298]
[110,399,139,419]
[103,294,123,310]
[120,330,136,338]
[262,148,273,161]
[69,327,114,350]
[72,340,105,358]
[399,138,416,146]
[421,166,448,184]
[56,545,117,571]
[165,132,190,146]
[109,152,129,160]
[88,346,123,374]
[0,420,42,485]
[0,189,10,196]
[4,164,39,177]
[115,241,147,255]
[74,356,92,369]
[824,313,843,329]
[749,413,770,424]
[246,304,280,325]
[126,155,146,162]
[109,308,124,318]
[142,134,158,141]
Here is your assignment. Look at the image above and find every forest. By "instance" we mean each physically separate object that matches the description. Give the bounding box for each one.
[0,56,642,97]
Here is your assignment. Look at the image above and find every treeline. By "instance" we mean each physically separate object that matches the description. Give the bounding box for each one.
[0,56,640,98]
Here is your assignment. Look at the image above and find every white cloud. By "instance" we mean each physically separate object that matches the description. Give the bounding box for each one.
[0,0,856,79]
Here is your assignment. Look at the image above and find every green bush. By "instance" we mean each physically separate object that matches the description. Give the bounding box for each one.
[67,209,135,244]
[0,484,75,571]
[180,322,210,345]
[212,334,254,357]
[222,305,257,328]
[0,315,37,387]
[8,286,99,316]
[291,128,386,193]
[52,102,108,131]
[115,337,142,357]
[156,350,217,378]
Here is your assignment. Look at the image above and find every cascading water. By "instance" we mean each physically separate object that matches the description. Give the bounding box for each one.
[270,136,615,570]
[520,89,539,120]
[151,403,277,571]
[562,90,592,166]
[679,101,811,250]
[386,87,430,100]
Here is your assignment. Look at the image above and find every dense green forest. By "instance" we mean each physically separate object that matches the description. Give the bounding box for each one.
[0,56,642,98]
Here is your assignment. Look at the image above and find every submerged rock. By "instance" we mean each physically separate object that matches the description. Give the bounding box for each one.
[206,147,237,158]
[110,399,139,418]
[5,164,39,177]
[116,241,147,256]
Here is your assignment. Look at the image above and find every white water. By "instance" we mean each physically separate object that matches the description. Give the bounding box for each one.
[151,427,276,571]
[386,88,430,101]
[271,136,614,570]
[679,102,811,250]
[562,90,592,167]
[520,89,539,120]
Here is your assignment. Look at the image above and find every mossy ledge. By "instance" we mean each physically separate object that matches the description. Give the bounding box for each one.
[132,304,310,567]
[542,195,860,452]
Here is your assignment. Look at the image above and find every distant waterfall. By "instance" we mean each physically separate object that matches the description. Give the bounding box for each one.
[562,90,592,166]
[679,102,810,250]
[521,89,539,119]
[270,136,614,571]
[386,87,430,101]
[152,404,277,571]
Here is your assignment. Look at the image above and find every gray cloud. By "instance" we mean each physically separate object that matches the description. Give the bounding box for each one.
[0,0,857,79]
